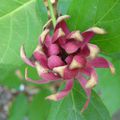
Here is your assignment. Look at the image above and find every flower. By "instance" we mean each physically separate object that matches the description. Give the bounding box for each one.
[20,15,115,112]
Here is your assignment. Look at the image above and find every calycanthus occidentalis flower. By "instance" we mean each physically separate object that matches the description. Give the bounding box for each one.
[20,15,115,112]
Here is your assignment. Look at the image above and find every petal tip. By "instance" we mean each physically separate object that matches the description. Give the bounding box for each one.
[43,19,52,30]
[25,67,28,80]
[88,43,100,59]
[35,62,48,76]
[85,79,97,89]
[69,59,82,69]
[56,15,70,25]
[46,94,57,101]
[87,27,106,34]
[70,31,83,42]
[20,45,25,58]
[53,65,67,77]
[58,28,65,37]
[20,45,34,67]
[40,29,50,44]
[110,64,115,75]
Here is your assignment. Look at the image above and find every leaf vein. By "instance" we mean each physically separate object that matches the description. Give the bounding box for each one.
[0,0,35,20]
[73,88,105,120]
[94,0,119,25]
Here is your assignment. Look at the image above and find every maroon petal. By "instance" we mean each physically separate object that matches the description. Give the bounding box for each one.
[58,37,66,46]
[35,62,48,77]
[48,55,65,69]
[25,68,59,84]
[55,15,70,34]
[48,44,60,56]
[63,41,80,54]
[85,67,98,89]
[80,45,90,57]
[52,28,65,43]
[81,64,98,81]
[65,55,74,65]
[87,43,100,60]
[67,31,83,42]
[76,73,91,112]
[41,72,60,81]
[77,73,91,96]
[69,55,86,69]
[91,57,115,74]
[20,45,35,67]
[81,27,106,47]
[86,27,106,34]
[64,67,79,80]
[53,65,67,77]
[46,79,73,101]
[44,34,52,48]
[39,29,50,44]
[80,67,91,76]
[33,51,48,68]
[53,65,78,79]
[82,31,94,46]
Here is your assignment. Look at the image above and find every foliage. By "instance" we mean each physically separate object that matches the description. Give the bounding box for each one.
[0,0,120,119]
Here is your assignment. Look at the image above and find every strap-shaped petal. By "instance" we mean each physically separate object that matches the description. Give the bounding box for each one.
[53,65,67,77]
[69,55,86,69]
[25,68,59,84]
[56,15,70,25]
[20,45,35,67]
[81,32,94,48]
[65,55,74,65]
[44,34,52,48]
[85,67,98,89]
[33,51,48,68]
[48,44,60,56]
[76,73,91,112]
[81,65,98,88]
[63,41,80,54]
[64,67,79,80]
[67,31,83,42]
[80,45,90,57]
[39,29,50,44]
[53,65,78,79]
[81,27,106,47]
[48,55,65,69]
[46,79,73,101]
[91,57,115,74]
[55,15,70,34]
[52,28,65,43]
[87,43,100,59]
[35,62,48,77]
[86,27,106,34]
[41,72,60,81]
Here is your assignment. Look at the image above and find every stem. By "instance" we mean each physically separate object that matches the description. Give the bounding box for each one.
[48,0,57,27]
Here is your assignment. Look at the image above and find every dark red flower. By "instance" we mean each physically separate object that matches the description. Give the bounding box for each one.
[20,15,115,111]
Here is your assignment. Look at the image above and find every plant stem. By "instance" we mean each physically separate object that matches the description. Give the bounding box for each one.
[48,0,57,27]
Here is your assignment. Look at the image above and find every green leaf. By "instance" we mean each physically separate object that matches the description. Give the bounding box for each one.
[0,0,31,17]
[58,0,120,115]
[58,0,72,14]
[47,82,111,120]
[28,90,51,120]
[8,94,28,120]
[0,68,22,89]
[62,0,120,54]
[95,56,120,115]
[0,0,47,80]
[0,64,28,89]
